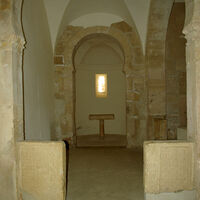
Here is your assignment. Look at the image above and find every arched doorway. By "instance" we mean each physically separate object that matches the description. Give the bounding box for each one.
[73,34,126,146]
[54,24,146,148]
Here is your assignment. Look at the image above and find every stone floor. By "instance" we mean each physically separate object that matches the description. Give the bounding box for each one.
[67,147,144,200]
[76,134,127,147]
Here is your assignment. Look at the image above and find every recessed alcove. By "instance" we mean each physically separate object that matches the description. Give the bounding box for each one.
[2,0,200,200]
[73,34,126,146]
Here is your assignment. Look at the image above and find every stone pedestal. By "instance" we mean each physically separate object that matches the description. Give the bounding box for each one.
[144,141,194,199]
[89,114,114,138]
[17,141,66,200]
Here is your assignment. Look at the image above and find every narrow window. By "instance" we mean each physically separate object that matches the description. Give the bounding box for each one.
[96,74,107,98]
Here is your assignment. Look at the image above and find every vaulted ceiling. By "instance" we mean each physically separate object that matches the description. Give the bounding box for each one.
[43,0,150,51]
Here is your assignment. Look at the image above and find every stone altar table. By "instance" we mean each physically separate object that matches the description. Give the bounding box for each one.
[89,114,115,138]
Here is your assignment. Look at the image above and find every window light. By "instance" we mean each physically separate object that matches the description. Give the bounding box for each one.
[95,74,107,98]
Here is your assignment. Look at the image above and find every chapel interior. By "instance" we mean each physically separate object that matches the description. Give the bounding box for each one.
[0,0,200,200]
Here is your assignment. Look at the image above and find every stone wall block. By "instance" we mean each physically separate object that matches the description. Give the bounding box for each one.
[144,141,194,193]
[148,66,164,80]
[17,142,66,200]
[0,49,13,104]
[54,24,147,148]
[110,21,132,33]
[147,49,165,67]
[132,47,144,65]
[146,40,164,50]
[54,55,64,65]
[149,86,166,115]
[55,43,64,55]
[126,76,133,91]
[126,32,141,47]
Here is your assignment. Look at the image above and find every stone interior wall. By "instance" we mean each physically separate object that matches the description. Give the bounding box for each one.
[144,141,194,194]
[54,22,147,148]
[184,0,200,198]
[0,0,25,199]
[146,0,174,140]
[22,0,55,140]
[1,0,199,199]
[17,141,66,200]
[165,3,187,139]
[74,36,126,136]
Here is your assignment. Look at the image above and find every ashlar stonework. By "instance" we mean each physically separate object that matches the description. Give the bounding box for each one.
[54,22,147,148]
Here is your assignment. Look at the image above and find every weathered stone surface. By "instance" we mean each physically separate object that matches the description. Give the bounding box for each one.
[54,23,146,148]
[144,141,194,194]
[111,21,132,33]
[165,3,187,138]
[145,190,196,200]
[126,31,141,47]
[132,47,144,64]
[148,86,166,115]
[0,1,25,199]
[153,118,167,139]
[184,0,200,198]
[54,55,64,65]
[17,141,66,200]
[177,127,187,140]
[146,0,174,139]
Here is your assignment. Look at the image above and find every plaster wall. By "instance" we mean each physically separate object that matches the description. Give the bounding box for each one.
[22,0,55,140]
[75,40,126,135]
[43,0,150,51]
[70,13,123,28]
[124,0,150,51]
[43,0,70,48]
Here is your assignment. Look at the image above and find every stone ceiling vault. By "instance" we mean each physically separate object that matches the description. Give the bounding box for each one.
[43,0,150,51]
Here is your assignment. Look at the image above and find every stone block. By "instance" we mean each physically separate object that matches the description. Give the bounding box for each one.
[111,21,132,33]
[148,66,164,79]
[153,118,167,139]
[144,141,194,194]
[126,76,133,91]
[127,91,140,101]
[54,55,64,65]
[146,40,164,50]
[147,50,165,67]
[17,141,66,200]
[148,86,166,115]
[126,32,140,47]
[177,127,187,140]
[179,107,187,128]
[132,47,144,64]
[145,190,196,200]
[55,43,64,54]
[179,72,186,94]
[127,116,135,136]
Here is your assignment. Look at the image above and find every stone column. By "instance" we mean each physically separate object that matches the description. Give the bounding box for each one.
[146,0,174,139]
[0,0,24,199]
[184,0,200,198]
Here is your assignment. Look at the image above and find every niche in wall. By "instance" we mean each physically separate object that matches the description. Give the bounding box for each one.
[74,34,126,136]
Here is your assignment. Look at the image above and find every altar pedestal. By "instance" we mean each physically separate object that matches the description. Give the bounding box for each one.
[89,114,114,138]
[76,114,127,147]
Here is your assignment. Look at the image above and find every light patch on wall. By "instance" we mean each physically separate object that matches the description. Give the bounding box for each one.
[96,74,107,98]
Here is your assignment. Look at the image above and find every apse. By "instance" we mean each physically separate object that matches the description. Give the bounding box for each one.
[74,34,126,146]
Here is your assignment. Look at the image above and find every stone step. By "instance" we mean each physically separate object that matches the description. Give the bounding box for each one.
[76,134,127,147]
